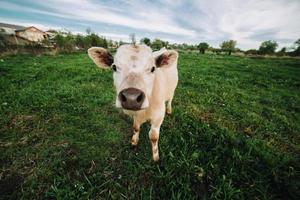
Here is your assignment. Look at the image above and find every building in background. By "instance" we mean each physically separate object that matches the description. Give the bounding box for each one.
[0,22,48,45]
[15,26,47,42]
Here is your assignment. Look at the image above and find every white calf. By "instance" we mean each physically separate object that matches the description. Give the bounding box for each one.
[88,44,178,161]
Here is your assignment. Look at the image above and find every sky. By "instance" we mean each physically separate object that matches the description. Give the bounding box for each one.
[0,0,300,50]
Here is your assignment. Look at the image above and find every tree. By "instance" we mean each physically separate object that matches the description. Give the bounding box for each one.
[130,33,136,45]
[295,38,300,46]
[53,32,76,52]
[245,49,258,55]
[75,34,86,49]
[64,33,76,51]
[53,33,65,48]
[86,27,91,35]
[151,39,164,50]
[107,39,114,48]
[277,47,286,56]
[198,42,209,54]
[258,40,278,55]
[220,40,237,55]
[86,33,108,48]
[290,38,300,56]
[140,37,151,46]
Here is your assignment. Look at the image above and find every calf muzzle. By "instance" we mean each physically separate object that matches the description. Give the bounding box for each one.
[119,88,145,110]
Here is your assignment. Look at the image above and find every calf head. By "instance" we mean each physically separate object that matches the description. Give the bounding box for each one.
[88,44,177,111]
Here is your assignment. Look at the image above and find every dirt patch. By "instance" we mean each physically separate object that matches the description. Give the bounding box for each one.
[11,115,35,125]
[9,114,37,133]
[0,171,24,199]
[190,104,213,124]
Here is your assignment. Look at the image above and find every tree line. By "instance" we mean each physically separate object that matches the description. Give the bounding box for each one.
[50,28,300,57]
[141,38,300,56]
[50,32,111,52]
[1,27,299,56]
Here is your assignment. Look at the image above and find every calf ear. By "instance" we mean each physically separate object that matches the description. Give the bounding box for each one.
[155,50,178,68]
[88,47,114,69]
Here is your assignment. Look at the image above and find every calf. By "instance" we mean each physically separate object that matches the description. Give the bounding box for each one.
[88,44,178,161]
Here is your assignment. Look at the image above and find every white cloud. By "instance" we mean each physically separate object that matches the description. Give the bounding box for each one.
[97,32,131,42]
[1,0,299,49]
[190,0,300,49]
[0,1,67,19]
[10,0,197,37]
[0,17,65,32]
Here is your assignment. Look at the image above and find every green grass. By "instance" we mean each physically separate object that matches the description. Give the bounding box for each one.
[0,52,299,199]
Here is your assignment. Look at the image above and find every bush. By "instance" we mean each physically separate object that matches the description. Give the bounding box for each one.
[245,49,259,55]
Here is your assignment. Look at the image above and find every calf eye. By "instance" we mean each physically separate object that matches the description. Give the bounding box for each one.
[151,66,155,73]
[111,64,117,72]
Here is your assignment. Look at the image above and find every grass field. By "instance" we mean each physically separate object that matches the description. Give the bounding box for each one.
[0,52,299,199]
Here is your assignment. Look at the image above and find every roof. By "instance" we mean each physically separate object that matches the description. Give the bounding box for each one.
[0,22,26,30]
[15,26,46,34]
[46,29,58,33]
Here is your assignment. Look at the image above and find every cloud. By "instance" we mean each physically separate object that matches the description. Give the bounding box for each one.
[189,0,300,49]
[0,17,65,32]
[0,0,196,37]
[0,1,68,19]
[1,0,299,49]
[96,32,131,41]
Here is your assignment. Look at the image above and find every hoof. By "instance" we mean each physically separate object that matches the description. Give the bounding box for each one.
[131,139,138,146]
[152,154,160,162]
[166,108,172,115]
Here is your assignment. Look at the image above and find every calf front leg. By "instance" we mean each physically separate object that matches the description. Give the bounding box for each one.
[166,92,175,114]
[131,118,143,146]
[149,116,164,161]
[166,97,173,114]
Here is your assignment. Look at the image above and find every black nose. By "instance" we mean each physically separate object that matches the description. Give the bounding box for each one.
[119,88,145,110]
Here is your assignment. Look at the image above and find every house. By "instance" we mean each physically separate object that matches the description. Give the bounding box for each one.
[0,23,48,43]
[15,26,48,42]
